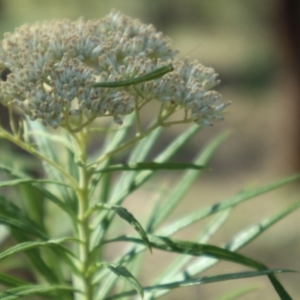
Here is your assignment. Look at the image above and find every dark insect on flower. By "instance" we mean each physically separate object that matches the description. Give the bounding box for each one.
[0,68,11,81]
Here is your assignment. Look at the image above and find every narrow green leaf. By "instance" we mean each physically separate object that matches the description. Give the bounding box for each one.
[117,259,144,299]
[104,269,294,300]
[90,204,152,253]
[0,178,72,188]
[0,237,80,283]
[110,235,265,268]
[112,205,152,253]
[0,284,77,300]
[102,263,144,299]
[0,238,77,262]
[96,162,206,173]
[268,276,294,300]
[0,273,29,288]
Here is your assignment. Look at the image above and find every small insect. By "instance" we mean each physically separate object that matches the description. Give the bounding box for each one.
[91,64,174,88]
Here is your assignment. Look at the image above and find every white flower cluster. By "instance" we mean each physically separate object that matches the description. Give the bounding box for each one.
[0,10,229,129]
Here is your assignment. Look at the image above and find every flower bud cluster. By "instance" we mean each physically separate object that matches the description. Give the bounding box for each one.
[0,10,229,129]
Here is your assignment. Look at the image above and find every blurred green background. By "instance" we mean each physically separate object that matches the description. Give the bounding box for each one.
[0,1,299,299]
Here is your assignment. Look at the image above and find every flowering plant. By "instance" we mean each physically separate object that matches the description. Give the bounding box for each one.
[0,10,298,300]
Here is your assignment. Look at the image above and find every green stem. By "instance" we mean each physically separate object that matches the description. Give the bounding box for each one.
[72,129,94,300]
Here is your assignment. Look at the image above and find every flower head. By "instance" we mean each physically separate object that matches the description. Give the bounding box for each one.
[0,11,230,129]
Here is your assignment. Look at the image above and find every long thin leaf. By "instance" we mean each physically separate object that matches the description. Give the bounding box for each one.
[107,235,266,269]
[0,178,72,188]
[90,204,151,253]
[0,273,29,288]
[96,162,206,172]
[0,284,77,300]
[100,263,144,299]
[0,238,77,262]
[104,269,294,300]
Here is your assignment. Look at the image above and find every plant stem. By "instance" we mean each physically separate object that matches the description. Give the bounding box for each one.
[73,129,94,300]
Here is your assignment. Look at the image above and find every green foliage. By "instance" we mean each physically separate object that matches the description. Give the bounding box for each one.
[0,116,298,300]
